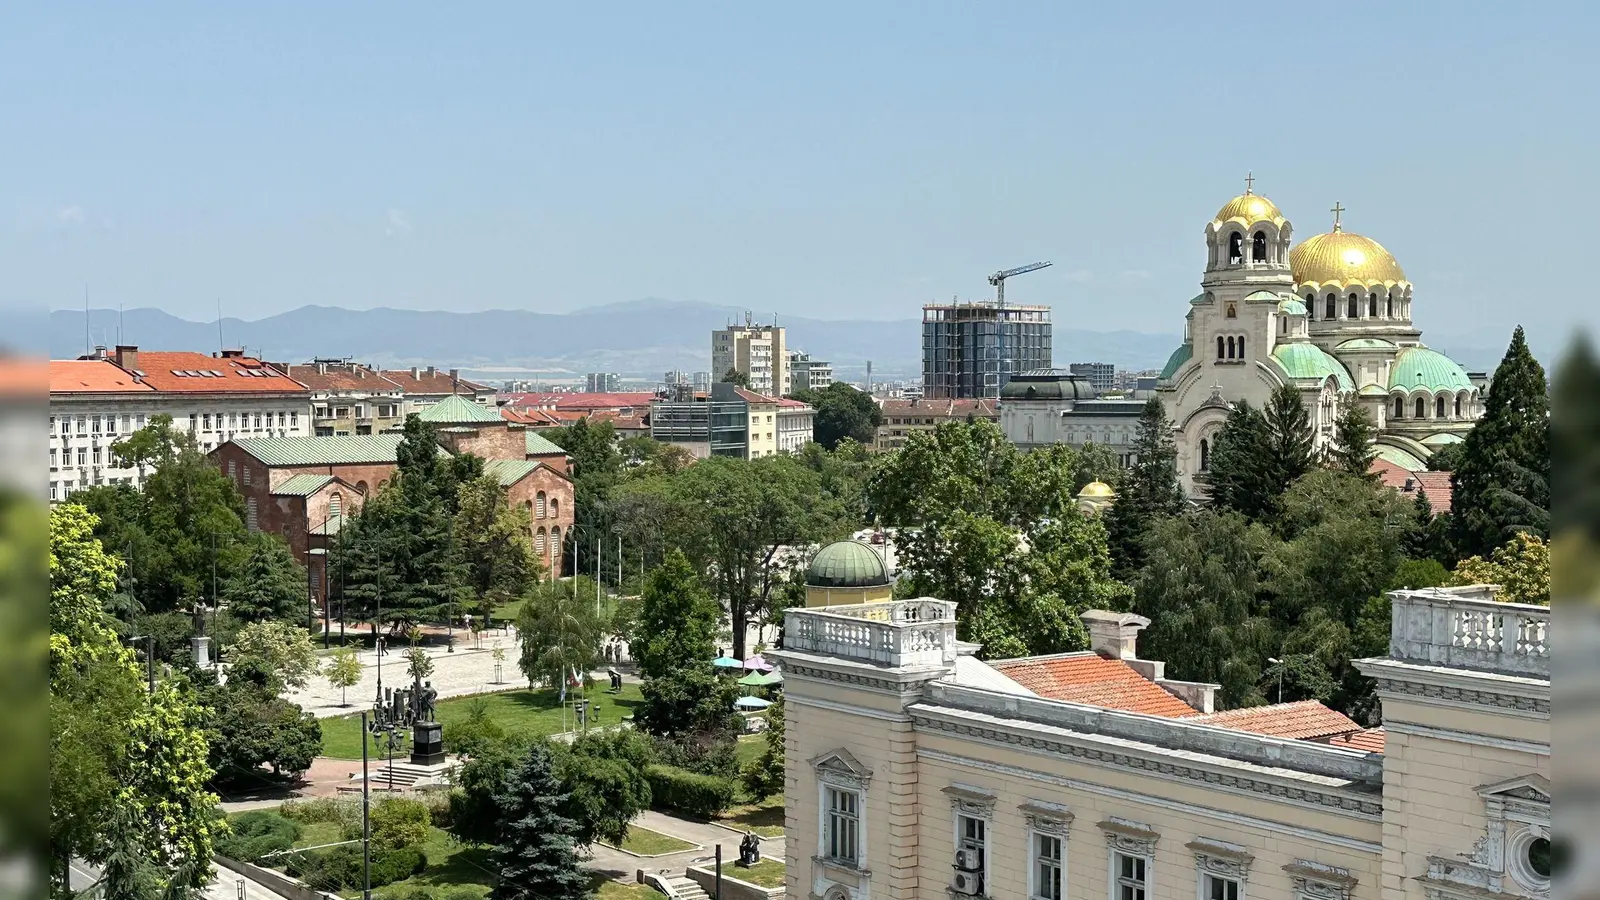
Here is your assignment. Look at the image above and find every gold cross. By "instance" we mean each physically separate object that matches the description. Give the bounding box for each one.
[1244,172,1254,194]
[1331,201,1345,231]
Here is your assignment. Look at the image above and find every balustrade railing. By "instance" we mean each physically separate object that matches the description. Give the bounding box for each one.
[1388,587,1549,677]
[783,598,958,668]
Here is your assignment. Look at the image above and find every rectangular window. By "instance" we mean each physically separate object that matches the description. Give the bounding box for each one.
[1033,834,1063,900]
[203,413,212,431]
[290,411,298,428]
[246,497,258,531]
[1204,875,1239,900]
[49,448,57,468]
[49,482,58,501]
[137,414,146,427]
[1114,853,1147,900]
[77,415,87,432]
[315,406,329,417]
[825,787,859,864]
[229,412,238,426]
[48,415,56,434]
[77,448,87,466]
[958,814,987,893]
[122,414,131,432]
[92,447,101,465]
[254,414,263,429]
[91,415,101,433]
[243,466,252,486]
[228,460,237,480]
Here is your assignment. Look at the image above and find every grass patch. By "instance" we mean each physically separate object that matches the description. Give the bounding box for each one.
[592,875,663,900]
[320,683,644,759]
[729,857,786,888]
[608,826,695,856]
[734,735,764,769]
[715,795,784,838]
[292,821,346,850]
[365,826,495,899]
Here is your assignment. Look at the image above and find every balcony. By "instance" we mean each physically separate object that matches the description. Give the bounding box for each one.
[782,598,958,668]
[1387,586,1549,678]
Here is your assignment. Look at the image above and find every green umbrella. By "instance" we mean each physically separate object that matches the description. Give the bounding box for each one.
[738,670,783,687]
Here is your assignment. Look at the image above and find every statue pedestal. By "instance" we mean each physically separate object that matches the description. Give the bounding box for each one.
[191,636,211,669]
[410,721,445,766]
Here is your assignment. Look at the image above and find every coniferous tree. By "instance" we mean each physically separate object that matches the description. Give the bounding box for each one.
[1104,398,1186,577]
[222,533,306,622]
[490,743,590,900]
[1327,403,1378,479]
[1451,326,1550,557]
[1264,384,1316,488]
[1205,400,1276,520]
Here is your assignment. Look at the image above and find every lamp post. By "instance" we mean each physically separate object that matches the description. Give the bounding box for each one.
[1268,657,1284,704]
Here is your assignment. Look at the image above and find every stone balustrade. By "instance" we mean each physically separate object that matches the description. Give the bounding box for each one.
[782,598,959,668]
[1388,586,1549,678]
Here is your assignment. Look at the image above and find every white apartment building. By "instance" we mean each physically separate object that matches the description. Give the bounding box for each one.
[48,346,312,502]
[777,398,817,454]
[789,351,835,394]
[712,316,787,397]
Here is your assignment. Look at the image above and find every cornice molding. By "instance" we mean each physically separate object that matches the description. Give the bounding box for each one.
[911,711,1381,818]
[783,659,946,696]
[1370,675,1549,718]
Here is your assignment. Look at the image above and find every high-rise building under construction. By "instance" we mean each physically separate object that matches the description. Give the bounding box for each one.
[921,301,1052,399]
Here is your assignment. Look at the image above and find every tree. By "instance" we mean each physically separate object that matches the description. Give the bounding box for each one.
[631,551,720,679]
[635,665,742,774]
[867,420,1036,528]
[450,744,519,845]
[1453,532,1550,606]
[558,729,654,848]
[404,642,435,686]
[222,533,307,623]
[1201,400,1273,519]
[1452,326,1550,558]
[109,412,178,476]
[742,693,785,799]
[455,475,539,619]
[1264,384,1316,490]
[545,417,623,579]
[1327,403,1378,478]
[516,580,602,698]
[1103,398,1186,576]
[790,382,881,449]
[323,647,363,706]
[229,620,320,692]
[197,665,322,785]
[490,743,591,900]
[720,367,750,388]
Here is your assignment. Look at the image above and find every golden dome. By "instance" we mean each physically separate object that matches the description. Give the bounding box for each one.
[1213,192,1287,227]
[1290,229,1408,286]
[1078,481,1116,499]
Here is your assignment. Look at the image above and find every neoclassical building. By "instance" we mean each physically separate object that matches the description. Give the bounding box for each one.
[773,587,1549,900]
[1157,184,1482,493]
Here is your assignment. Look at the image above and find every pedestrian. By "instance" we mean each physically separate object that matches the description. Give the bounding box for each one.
[376,635,387,656]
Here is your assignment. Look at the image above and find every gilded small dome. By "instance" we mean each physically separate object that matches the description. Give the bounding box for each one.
[1291,229,1407,286]
[1078,481,1116,499]
[1213,192,1286,227]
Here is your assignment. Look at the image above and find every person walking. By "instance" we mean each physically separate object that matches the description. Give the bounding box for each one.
[376,634,387,656]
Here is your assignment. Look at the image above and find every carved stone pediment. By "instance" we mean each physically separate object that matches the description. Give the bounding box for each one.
[1099,817,1158,856]
[943,783,997,818]
[811,748,872,790]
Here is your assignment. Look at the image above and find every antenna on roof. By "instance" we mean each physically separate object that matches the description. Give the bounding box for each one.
[216,298,224,355]
[84,285,91,357]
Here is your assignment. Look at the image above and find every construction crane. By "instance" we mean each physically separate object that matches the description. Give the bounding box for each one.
[988,261,1052,396]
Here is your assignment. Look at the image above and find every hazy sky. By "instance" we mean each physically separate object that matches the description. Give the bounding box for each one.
[4,2,1594,349]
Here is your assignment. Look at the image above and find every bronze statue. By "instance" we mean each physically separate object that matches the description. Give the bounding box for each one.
[738,831,761,867]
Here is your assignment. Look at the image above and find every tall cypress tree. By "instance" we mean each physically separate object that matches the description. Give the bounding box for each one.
[1451,327,1550,558]
[491,743,590,900]
[1327,403,1378,479]
[1104,398,1186,577]
[1264,384,1316,488]
[1206,400,1276,521]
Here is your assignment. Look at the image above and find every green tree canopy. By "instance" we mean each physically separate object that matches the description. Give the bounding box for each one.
[516,579,603,699]
[1103,397,1186,577]
[489,743,590,900]
[1451,326,1550,558]
[632,550,721,679]
[455,474,539,619]
[790,382,882,449]
[222,532,306,623]
[1327,403,1378,478]
[1205,400,1276,521]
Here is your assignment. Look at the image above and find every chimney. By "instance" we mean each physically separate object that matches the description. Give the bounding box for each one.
[221,349,245,359]
[1079,610,1150,661]
[449,368,460,385]
[317,362,328,375]
[426,366,437,377]
[410,366,420,379]
[113,345,139,372]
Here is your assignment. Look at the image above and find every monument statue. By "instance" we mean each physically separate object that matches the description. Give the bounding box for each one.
[191,600,207,637]
[738,831,761,867]
[417,681,438,723]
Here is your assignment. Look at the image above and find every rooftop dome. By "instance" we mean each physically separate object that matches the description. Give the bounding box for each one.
[1000,370,1097,401]
[1273,342,1355,391]
[1278,298,1308,317]
[1388,346,1474,393]
[806,540,889,588]
[1291,228,1407,286]
[1213,191,1287,227]
[1158,343,1193,381]
[1078,481,1116,499]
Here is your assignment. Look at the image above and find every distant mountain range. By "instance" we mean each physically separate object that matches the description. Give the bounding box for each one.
[48,300,1185,383]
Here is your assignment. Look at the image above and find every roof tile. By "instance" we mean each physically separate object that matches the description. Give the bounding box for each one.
[1324,728,1386,753]
[281,363,402,393]
[990,654,1198,717]
[49,360,155,393]
[133,352,308,393]
[1183,700,1360,740]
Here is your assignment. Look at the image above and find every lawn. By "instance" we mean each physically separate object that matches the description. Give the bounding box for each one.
[729,858,786,889]
[320,683,645,759]
[734,734,764,768]
[593,876,664,900]
[366,825,495,899]
[608,826,695,856]
[715,795,784,838]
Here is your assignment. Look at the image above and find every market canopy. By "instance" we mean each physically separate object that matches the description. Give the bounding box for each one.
[734,696,773,710]
[742,655,772,671]
[712,656,744,669]
[738,670,784,687]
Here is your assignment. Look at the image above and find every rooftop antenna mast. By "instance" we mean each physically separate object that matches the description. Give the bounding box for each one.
[986,261,1052,395]
[216,299,224,355]
[84,286,91,357]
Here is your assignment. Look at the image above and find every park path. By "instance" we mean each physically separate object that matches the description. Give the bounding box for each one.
[584,810,781,884]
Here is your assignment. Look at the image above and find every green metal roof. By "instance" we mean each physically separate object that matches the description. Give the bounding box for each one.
[1388,346,1474,393]
[1277,298,1308,316]
[1244,290,1282,304]
[232,434,415,466]
[482,458,541,487]
[1188,293,1208,305]
[417,394,503,424]
[525,430,567,457]
[806,540,889,588]
[1374,443,1427,471]
[1158,343,1193,380]
[1272,342,1355,391]
[271,474,336,496]
[1336,338,1398,351]
[1421,432,1465,447]
[1359,384,1389,396]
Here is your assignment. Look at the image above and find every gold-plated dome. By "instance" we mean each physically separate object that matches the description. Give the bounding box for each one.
[1213,192,1286,227]
[1078,481,1116,499]
[1290,229,1407,286]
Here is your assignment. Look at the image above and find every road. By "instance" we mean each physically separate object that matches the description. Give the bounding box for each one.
[69,860,295,900]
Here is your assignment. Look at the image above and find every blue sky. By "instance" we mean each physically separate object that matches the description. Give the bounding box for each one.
[3,1,1593,350]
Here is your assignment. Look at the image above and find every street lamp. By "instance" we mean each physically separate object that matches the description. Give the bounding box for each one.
[1267,657,1284,704]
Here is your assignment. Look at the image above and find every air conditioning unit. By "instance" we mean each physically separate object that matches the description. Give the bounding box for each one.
[955,849,983,872]
[951,870,983,895]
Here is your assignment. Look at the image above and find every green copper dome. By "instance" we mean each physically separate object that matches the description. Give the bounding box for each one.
[1272,342,1355,391]
[1336,338,1397,352]
[806,540,889,588]
[1278,298,1308,316]
[1158,343,1193,380]
[1388,346,1474,393]
[1245,290,1282,304]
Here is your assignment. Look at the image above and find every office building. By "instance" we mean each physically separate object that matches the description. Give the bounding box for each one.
[999,369,1144,464]
[586,372,622,392]
[712,315,788,397]
[922,301,1052,399]
[788,351,835,394]
[650,382,809,459]
[278,360,406,436]
[1068,361,1116,394]
[874,398,998,452]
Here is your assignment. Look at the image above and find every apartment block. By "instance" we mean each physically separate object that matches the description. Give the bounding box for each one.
[922,301,1052,399]
[788,351,835,394]
[712,316,787,397]
[278,360,405,436]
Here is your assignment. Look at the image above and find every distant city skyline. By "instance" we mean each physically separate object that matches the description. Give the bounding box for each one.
[5,2,1592,351]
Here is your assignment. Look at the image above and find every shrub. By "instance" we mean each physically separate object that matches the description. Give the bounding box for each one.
[443,697,507,758]
[216,810,301,864]
[645,764,735,818]
[280,796,361,829]
[369,797,430,851]
[288,845,424,891]
[417,788,457,831]
[371,847,427,885]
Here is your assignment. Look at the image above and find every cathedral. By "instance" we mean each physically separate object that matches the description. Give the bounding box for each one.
[1157,180,1482,493]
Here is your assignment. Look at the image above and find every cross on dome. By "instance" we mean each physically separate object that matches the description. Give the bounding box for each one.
[1330,201,1346,232]
[1244,172,1255,194]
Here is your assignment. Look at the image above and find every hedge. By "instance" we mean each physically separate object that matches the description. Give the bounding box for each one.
[216,811,301,865]
[646,764,736,818]
[286,845,425,891]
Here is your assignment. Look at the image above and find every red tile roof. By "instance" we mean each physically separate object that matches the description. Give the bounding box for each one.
[504,391,658,411]
[1184,700,1360,741]
[732,387,779,404]
[1324,728,1386,753]
[990,653,1198,718]
[881,398,999,418]
[501,407,564,426]
[379,369,491,394]
[776,398,812,409]
[281,363,402,393]
[118,352,308,393]
[1369,458,1453,514]
[50,360,155,393]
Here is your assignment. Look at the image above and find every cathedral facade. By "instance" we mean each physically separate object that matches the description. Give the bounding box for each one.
[1157,184,1481,493]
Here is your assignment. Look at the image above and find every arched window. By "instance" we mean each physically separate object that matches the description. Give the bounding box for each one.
[355,480,368,495]
[1347,293,1360,319]
[1454,395,1462,417]
[1227,336,1237,359]
[1368,293,1378,317]
[1237,334,1245,357]
[535,527,547,555]
[246,497,258,531]
[1280,316,1287,334]
[1326,294,1337,319]
[1306,293,1317,321]
[1436,396,1447,418]
[550,498,559,519]
[1228,232,1243,264]
[1415,397,1427,418]
[550,527,561,561]
[1386,293,1395,317]
[536,490,547,518]
[330,492,342,519]
[1252,231,1267,262]
[1199,438,1210,472]
[1394,397,1405,419]
[1217,335,1226,359]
